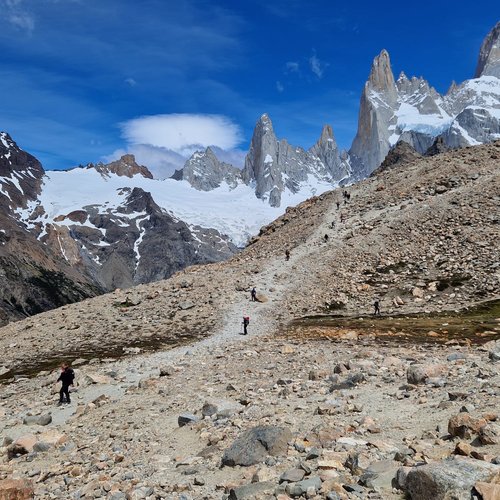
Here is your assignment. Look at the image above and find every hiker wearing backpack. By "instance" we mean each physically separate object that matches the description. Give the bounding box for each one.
[57,363,75,405]
[242,316,250,335]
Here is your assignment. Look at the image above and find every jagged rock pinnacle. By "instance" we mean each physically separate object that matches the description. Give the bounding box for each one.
[475,21,500,78]
[368,49,396,93]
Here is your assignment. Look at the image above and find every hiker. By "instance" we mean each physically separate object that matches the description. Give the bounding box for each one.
[331,221,335,229]
[251,287,257,302]
[57,363,75,405]
[336,201,340,210]
[242,316,250,335]
[373,299,381,316]
[347,192,351,201]
[285,249,290,261]
[324,234,329,243]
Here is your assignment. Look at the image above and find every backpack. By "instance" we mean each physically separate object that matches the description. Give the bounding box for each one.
[68,368,75,384]
[243,316,250,324]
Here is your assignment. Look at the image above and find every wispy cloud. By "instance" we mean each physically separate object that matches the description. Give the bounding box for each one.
[1,0,34,33]
[309,50,328,79]
[276,81,284,93]
[285,61,300,73]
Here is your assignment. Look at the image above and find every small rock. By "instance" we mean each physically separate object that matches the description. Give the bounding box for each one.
[178,413,200,427]
[23,414,52,426]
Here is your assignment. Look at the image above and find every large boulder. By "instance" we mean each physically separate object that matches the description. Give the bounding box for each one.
[22,414,52,426]
[222,425,292,467]
[407,363,446,384]
[448,412,487,439]
[404,457,499,500]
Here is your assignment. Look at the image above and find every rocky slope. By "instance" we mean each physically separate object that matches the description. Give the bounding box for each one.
[0,142,499,499]
[350,22,500,177]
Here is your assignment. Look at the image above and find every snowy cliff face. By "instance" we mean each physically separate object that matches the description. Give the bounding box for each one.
[171,147,243,191]
[242,114,349,207]
[349,22,500,177]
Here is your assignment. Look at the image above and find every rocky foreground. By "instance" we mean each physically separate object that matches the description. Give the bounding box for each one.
[0,330,499,499]
[0,142,499,498]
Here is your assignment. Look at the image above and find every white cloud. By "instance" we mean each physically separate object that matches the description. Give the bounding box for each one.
[309,51,327,79]
[119,113,243,157]
[285,61,300,73]
[106,114,247,179]
[276,81,284,92]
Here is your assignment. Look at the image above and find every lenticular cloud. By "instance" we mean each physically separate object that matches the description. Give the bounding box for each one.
[120,113,243,156]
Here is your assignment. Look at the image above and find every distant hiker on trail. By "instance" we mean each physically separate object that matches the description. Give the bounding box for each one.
[373,299,381,316]
[331,221,335,229]
[347,192,351,201]
[251,287,257,302]
[324,234,329,243]
[285,249,290,261]
[336,201,340,210]
[242,316,250,335]
[57,363,75,405]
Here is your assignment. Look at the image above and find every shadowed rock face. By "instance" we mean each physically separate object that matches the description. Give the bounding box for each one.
[475,21,500,78]
[372,141,421,176]
[64,187,238,290]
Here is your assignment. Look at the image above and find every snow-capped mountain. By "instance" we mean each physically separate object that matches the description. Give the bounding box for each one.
[173,114,351,208]
[349,21,500,176]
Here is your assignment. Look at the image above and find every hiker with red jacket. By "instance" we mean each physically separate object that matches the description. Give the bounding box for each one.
[57,363,75,405]
[242,316,250,335]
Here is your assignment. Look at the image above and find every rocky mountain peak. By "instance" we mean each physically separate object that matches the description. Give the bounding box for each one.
[171,147,243,191]
[92,154,153,179]
[475,21,500,78]
[368,49,396,93]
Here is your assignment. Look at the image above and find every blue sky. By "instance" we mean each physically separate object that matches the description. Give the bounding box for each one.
[0,0,498,175]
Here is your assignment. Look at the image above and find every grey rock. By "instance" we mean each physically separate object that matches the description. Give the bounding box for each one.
[222,425,292,467]
[405,457,499,500]
[228,481,274,500]
[285,476,322,497]
[177,413,200,427]
[359,460,399,493]
[279,468,306,483]
[33,442,51,453]
[23,414,52,426]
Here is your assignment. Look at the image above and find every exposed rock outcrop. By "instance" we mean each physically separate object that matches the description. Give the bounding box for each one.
[89,154,153,179]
